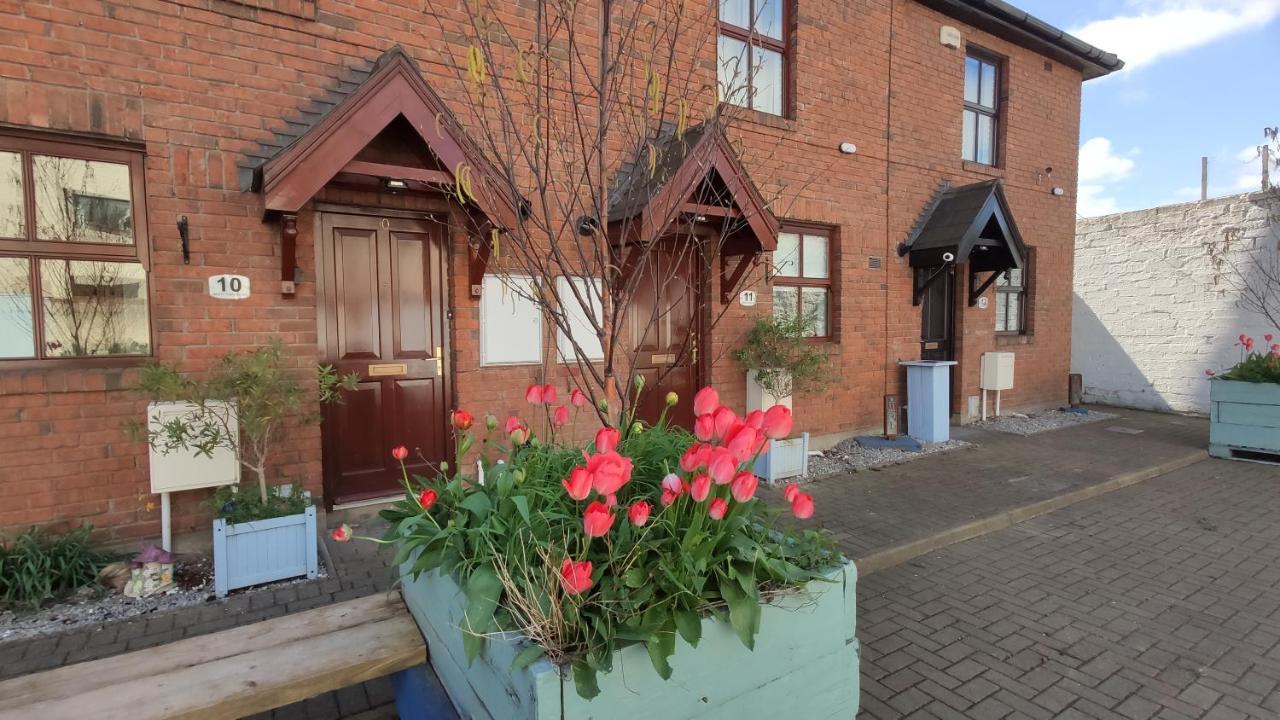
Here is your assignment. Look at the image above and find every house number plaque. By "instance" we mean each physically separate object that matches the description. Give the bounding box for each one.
[208,274,251,300]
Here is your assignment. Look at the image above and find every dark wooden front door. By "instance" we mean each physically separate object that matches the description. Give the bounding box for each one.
[318,211,450,505]
[629,240,702,429]
[920,265,955,361]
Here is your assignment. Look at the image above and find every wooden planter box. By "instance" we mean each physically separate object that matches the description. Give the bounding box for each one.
[754,433,810,483]
[213,506,318,598]
[400,558,859,719]
[1210,379,1280,463]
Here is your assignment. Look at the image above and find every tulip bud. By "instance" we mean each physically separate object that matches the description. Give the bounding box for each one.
[633,374,645,390]
[597,397,609,412]
[485,414,498,431]
[631,421,643,434]
[440,461,449,472]
[665,391,679,407]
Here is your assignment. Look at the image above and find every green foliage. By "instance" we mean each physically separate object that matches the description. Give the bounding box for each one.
[130,338,357,503]
[0,526,119,611]
[1218,335,1280,384]
[732,316,832,397]
[207,484,310,524]
[381,413,838,699]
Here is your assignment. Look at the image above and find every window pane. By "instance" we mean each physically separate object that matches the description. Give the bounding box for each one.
[773,285,798,323]
[964,57,980,104]
[962,110,977,161]
[39,259,149,357]
[719,0,750,28]
[774,232,800,277]
[0,257,34,358]
[976,113,994,165]
[1006,292,1021,332]
[980,61,996,108]
[756,0,783,40]
[0,151,23,239]
[34,155,134,245]
[752,46,783,115]
[1007,267,1023,287]
[801,287,828,337]
[995,291,1009,332]
[717,35,750,108]
[802,234,829,278]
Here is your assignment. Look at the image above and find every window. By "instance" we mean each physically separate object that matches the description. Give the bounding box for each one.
[772,228,831,338]
[717,0,787,116]
[0,132,150,361]
[962,51,1000,165]
[995,267,1025,334]
[480,274,542,366]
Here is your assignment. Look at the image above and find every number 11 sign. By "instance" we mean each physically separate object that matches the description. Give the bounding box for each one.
[208,274,251,300]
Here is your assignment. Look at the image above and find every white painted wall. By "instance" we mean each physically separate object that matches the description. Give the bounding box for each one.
[1072,191,1279,415]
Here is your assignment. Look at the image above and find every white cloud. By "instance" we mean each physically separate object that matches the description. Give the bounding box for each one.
[1077,138,1139,217]
[1078,184,1124,217]
[1071,0,1280,73]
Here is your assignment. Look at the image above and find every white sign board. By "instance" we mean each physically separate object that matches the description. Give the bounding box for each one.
[147,401,241,493]
[977,296,989,309]
[739,290,757,307]
[208,274,251,300]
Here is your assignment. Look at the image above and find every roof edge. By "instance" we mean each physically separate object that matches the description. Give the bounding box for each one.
[914,0,1123,80]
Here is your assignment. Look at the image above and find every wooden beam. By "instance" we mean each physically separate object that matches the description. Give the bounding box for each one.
[679,202,740,219]
[280,214,297,295]
[340,160,454,186]
[968,267,1002,306]
[468,228,494,296]
[720,252,759,304]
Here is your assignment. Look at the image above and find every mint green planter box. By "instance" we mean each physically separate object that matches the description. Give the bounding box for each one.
[1209,378,1280,462]
[399,558,859,719]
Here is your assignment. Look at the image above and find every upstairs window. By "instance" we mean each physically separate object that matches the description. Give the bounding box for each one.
[995,267,1026,334]
[0,132,151,362]
[962,51,1001,166]
[772,227,831,339]
[718,0,787,116]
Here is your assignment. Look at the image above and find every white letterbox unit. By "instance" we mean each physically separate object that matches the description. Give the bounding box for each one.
[148,401,240,550]
[979,352,1015,420]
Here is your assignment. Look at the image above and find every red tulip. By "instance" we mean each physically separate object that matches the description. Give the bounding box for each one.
[553,405,570,427]
[1267,334,1275,343]
[679,443,704,472]
[1272,344,1280,353]
[417,488,438,510]
[562,467,592,501]
[504,415,524,434]
[693,386,720,417]
[330,524,353,542]
[509,424,530,445]
[542,384,558,404]
[451,410,474,431]
[585,450,633,495]
[1204,369,1215,377]
[583,501,615,537]
[791,491,815,519]
[745,409,765,429]
[723,423,759,464]
[712,406,737,440]
[783,482,800,503]
[690,473,711,502]
[731,471,759,503]
[628,501,651,527]
[560,558,594,595]
[526,384,544,404]
[595,427,621,453]
[1240,334,1248,343]
[1245,338,1255,351]
[707,447,737,486]
[762,405,793,439]
[391,445,409,461]
[570,388,588,408]
[708,497,729,520]
[662,473,684,495]
[661,488,679,507]
[694,414,716,442]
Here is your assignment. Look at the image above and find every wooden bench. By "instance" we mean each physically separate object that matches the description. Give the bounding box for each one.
[0,592,451,720]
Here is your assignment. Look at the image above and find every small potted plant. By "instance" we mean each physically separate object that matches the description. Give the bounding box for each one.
[732,316,831,481]
[1207,332,1280,462]
[134,339,356,597]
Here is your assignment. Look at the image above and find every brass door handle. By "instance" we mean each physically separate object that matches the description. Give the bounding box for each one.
[435,346,443,375]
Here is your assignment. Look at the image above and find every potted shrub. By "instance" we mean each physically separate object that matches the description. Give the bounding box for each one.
[134,339,356,597]
[1207,333,1280,462]
[732,317,831,481]
[339,384,858,718]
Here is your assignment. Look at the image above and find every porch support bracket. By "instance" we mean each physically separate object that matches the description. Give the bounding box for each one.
[968,268,1002,307]
[720,251,760,304]
[912,262,952,306]
[468,226,496,297]
[280,214,298,296]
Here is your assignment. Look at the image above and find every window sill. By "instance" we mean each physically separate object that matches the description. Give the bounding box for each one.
[719,103,797,132]
[962,161,1005,178]
[995,333,1032,346]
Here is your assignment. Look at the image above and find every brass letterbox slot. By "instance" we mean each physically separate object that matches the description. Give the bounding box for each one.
[651,353,676,365]
[367,363,408,377]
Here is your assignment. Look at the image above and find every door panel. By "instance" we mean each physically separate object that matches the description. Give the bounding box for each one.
[630,240,701,429]
[920,266,954,362]
[320,212,450,506]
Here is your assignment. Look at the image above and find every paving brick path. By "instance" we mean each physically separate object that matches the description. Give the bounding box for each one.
[858,457,1280,719]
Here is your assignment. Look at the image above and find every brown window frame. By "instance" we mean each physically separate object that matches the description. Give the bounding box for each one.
[962,49,1003,167]
[0,128,153,367]
[718,0,790,117]
[771,223,835,341]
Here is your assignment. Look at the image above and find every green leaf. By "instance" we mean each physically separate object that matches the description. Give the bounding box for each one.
[674,608,702,647]
[623,566,647,588]
[645,620,677,680]
[511,644,545,672]
[462,564,502,664]
[510,495,531,525]
[720,579,761,650]
[573,660,601,699]
[460,491,492,520]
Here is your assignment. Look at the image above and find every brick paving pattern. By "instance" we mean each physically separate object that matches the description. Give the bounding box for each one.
[858,457,1280,719]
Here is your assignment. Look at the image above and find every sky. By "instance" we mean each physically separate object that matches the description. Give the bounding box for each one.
[1010,0,1279,218]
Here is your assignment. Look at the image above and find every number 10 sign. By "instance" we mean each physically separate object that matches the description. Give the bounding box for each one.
[208,274,251,300]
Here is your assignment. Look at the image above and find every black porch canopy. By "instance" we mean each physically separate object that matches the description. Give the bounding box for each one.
[898,180,1028,306]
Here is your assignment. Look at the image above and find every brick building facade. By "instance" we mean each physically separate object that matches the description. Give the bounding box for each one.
[0,0,1119,541]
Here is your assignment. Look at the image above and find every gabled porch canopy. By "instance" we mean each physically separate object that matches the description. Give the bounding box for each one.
[898,180,1028,306]
[606,123,778,302]
[252,46,518,230]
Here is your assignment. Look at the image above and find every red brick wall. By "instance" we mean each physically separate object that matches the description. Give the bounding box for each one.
[0,0,1086,539]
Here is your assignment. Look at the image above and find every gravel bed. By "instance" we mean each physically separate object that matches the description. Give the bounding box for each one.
[972,408,1116,435]
[0,555,327,643]
[806,437,973,479]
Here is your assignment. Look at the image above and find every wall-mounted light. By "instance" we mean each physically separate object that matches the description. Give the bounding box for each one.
[1052,187,1065,196]
[384,178,409,190]
[839,142,858,155]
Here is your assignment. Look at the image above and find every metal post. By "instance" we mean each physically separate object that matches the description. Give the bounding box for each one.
[161,491,172,552]
[1201,156,1209,201]
[1264,146,1272,192]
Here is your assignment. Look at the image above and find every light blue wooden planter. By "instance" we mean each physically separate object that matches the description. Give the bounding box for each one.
[1209,379,1280,463]
[900,360,957,444]
[754,433,809,482]
[400,558,859,719]
[213,506,318,598]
